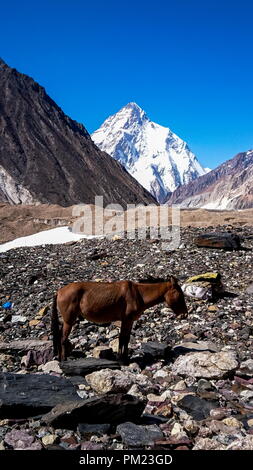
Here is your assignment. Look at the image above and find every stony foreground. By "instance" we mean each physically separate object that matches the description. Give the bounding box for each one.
[0,225,253,450]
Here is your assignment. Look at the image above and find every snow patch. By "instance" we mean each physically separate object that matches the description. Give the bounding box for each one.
[0,227,100,253]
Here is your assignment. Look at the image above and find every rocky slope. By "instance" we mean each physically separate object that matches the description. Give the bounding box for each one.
[166,150,253,210]
[0,59,155,208]
[92,102,209,202]
[0,226,253,450]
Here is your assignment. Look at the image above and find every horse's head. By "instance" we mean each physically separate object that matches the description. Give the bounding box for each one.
[165,276,188,318]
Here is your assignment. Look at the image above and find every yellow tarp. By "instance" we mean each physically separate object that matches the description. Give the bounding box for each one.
[186,272,221,283]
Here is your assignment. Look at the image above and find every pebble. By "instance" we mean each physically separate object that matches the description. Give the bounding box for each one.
[222,417,242,428]
[42,434,58,446]
[11,315,27,324]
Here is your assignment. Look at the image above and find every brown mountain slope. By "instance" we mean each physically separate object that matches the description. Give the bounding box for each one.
[0,59,155,208]
[166,150,253,209]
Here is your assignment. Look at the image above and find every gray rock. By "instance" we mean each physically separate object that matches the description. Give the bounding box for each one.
[81,441,104,450]
[4,429,42,450]
[246,283,253,295]
[86,369,133,394]
[172,341,219,356]
[60,358,120,376]
[226,435,253,450]
[197,378,214,392]
[85,368,154,395]
[77,423,111,437]
[236,359,253,377]
[39,360,63,374]
[209,408,231,420]
[0,339,51,352]
[117,421,163,447]
[193,437,226,450]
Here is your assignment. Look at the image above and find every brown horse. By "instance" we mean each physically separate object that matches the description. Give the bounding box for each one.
[51,276,188,363]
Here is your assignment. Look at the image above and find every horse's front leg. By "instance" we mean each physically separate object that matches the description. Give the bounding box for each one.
[118,317,134,365]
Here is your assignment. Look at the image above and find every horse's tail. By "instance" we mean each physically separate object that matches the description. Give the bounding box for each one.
[51,293,61,359]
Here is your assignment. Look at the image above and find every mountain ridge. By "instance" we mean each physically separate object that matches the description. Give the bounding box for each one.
[0,61,156,208]
[166,150,253,209]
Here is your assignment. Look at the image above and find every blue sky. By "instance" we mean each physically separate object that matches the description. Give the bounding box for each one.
[1,0,253,169]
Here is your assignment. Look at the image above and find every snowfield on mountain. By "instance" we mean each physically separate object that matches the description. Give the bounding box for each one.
[92,103,209,202]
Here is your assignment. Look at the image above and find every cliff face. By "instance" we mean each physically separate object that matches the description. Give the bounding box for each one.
[0,59,155,208]
[166,150,253,210]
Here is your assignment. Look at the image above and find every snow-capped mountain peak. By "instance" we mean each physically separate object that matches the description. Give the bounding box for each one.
[92,103,209,202]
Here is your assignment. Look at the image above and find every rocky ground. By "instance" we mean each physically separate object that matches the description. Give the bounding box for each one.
[0,225,253,450]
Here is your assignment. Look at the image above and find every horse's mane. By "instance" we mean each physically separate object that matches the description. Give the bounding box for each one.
[137,276,169,284]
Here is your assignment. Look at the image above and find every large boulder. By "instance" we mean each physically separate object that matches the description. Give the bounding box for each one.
[194,233,241,250]
[171,351,238,379]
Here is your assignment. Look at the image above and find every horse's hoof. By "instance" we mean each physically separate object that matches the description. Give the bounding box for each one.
[117,357,129,366]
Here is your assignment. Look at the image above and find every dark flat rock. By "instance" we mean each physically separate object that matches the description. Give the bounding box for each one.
[0,372,80,418]
[140,342,170,360]
[42,394,146,429]
[177,394,219,421]
[154,437,192,447]
[194,232,241,250]
[60,357,121,376]
[139,414,169,425]
[77,423,111,437]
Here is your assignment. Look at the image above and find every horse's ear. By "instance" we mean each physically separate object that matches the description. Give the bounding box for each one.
[170,276,178,287]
